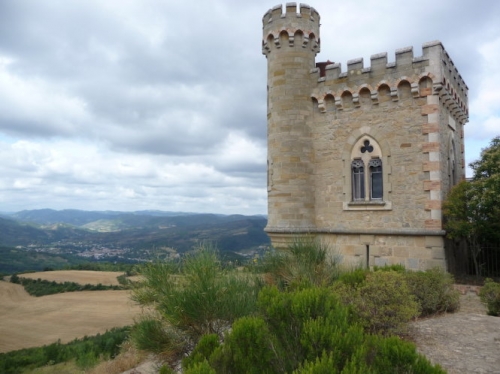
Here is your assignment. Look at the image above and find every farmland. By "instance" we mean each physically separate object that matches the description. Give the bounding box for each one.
[0,272,141,353]
[18,270,124,286]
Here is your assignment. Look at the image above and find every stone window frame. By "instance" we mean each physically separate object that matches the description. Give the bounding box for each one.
[343,132,392,211]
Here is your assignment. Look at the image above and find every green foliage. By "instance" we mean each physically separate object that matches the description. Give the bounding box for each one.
[182,334,220,371]
[405,267,460,316]
[131,316,187,360]
[336,268,369,288]
[444,136,500,275]
[0,246,86,275]
[373,264,406,273]
[187,286,443,374]
[479,278,500,316]
[131,245,261,343]
[470,136,500,181]
[9,273,20,284]
[13,277,123,297]
[333,271,419,336]
[0,327,129,374]
[209,317,276,374]
[185,361,217,374]
[261,236,342,290]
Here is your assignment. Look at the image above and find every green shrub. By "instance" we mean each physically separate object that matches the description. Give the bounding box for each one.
[185,361,217,374]
[130,316,186,359]
[262,236,342,290]
[336,267,368,288]
[187,286,442,374]
[479,278,500,316]
[131,245,261,351]
[373,264,406,273]
[333,271,419,336]
[294,334,446,374]
[404,267,460,316]
[182,334,220,371]
[209,317,276,374]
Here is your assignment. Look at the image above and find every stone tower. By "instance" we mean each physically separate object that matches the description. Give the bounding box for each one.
[262,4,468,270]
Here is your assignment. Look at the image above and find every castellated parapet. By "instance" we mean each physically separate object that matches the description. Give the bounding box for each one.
[262,4,468,270]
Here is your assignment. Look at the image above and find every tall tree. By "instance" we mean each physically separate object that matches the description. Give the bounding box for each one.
[444,136,500,275]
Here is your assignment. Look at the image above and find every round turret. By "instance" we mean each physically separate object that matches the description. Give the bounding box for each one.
[263,3,321,235]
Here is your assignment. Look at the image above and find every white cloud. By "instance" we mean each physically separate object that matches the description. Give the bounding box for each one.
[0,0,498,213]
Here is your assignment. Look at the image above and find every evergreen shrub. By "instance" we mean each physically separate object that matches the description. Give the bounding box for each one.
[130,317,186,358]
[404,267,460,316]
[261,236,342,290]
[333,271,419,336]
[184,286,443,374]
[479,278,500,316]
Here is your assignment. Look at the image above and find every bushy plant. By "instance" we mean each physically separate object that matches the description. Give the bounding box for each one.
[262,236,342,290]
[333,270,419,336]
[373,264,406,273]
[404,267,460,316]
[185,286,443,374]
[336,267,368,288]
[130,316,186,360]
[182,334,220,371]
[209,317,276,374]
[131,245,261,349]
[479,278,500,316]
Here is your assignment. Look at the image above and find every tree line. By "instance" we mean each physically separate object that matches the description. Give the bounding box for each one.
[10,275,126,297]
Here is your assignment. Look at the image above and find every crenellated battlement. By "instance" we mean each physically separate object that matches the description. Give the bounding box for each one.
[262,3,320,25]
[262,3,320,56]
[309,41,468,123]
[262,4,468,271]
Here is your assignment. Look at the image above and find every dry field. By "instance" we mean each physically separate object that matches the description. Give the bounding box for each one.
[0,280,142,353]
[19,270,124,285]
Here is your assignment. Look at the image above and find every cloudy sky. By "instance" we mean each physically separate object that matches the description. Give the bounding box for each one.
[0,0,498,215]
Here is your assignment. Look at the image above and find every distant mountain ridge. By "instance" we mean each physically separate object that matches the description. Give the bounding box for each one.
[0,209,270,262]
[5,209,201,227]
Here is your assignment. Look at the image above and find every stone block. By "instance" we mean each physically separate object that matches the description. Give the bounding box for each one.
[425,236,444,247]
[421,104,439,115]
[422,142,440,153]
[422,122,439,134]
[425,219,442,229]
[371,246,392,257]
[423,180,441,191]
[374,257,389,267]
[393,247,409,258]
[422,161,440,171]
[432,248,445,260]
[359,235,374,244]
[425,200,442,210]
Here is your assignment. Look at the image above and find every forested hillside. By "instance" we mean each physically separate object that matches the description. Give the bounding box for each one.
[0,210,269,273]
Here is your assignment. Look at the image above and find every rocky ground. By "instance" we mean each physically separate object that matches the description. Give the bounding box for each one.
[410,288,500,374]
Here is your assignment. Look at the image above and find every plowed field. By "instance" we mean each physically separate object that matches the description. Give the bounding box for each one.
[0,280,141,353]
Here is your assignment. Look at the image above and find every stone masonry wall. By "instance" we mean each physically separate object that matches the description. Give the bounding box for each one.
[263,4,468,270]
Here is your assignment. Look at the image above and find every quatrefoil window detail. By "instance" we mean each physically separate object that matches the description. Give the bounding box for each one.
[361,140,374,153]
[350,137,383,202]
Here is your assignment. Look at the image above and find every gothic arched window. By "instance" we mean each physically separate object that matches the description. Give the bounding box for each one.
[350,137,383,202]
[351,159,365,201]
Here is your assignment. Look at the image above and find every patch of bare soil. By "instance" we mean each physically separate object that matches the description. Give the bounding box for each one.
[0,280,141,353]
[19,270,124,285]
[410,289,500,374]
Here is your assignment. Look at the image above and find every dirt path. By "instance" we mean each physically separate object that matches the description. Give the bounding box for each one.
[411,290,500,374]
